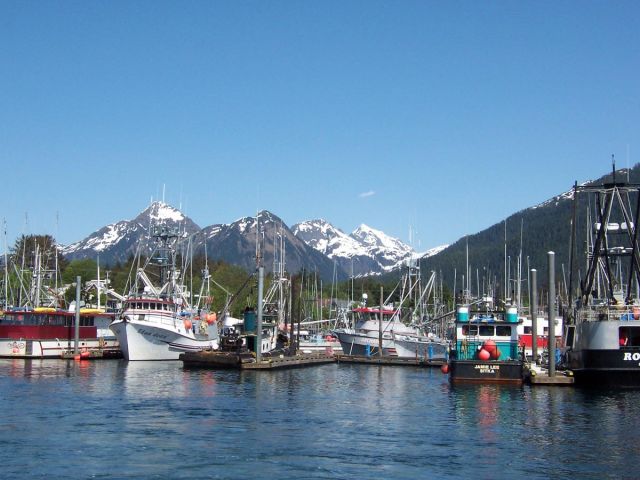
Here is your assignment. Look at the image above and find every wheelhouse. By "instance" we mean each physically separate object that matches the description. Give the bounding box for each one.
[454,306,521,361]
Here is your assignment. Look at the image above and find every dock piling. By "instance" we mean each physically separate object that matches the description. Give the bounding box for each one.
[257,266,264,363]
[531,269,538,365]
[548,252,556,377]
[74,275,81,355]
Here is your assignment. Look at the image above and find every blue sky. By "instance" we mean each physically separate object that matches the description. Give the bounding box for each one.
[1,1,639,251]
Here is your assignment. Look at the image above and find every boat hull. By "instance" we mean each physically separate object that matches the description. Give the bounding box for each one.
[449,359,524,385]
[298,340,343,355]
[336,331,448,360]
[566,317,640,387]
[568,349,640,387]
[0,325,120,358]
[0,337,120,358]
[110,319,218,361]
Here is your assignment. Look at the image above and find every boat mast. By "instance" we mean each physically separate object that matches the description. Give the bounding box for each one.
[504,220,507,304]
[3,219,7,308]
[97,255,101,310]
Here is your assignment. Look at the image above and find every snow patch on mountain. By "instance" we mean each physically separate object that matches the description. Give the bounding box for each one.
[292,220,369,259]
[63,201,201,262]
[293,219,425,276]
[84,224,128,252]
[148,201,186,223]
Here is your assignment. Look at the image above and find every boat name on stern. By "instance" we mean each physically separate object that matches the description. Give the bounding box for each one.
[623,352,640,364]
[474,364,499,374]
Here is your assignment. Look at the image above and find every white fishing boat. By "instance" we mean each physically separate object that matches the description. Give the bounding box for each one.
[109,225,219,361]
[335,306,448,359]
[334,268,449,360]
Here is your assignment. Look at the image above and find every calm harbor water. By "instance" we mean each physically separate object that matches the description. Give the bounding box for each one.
[0,359,638,479]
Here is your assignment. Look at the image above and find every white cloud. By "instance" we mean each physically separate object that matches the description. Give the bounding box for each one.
[358,190,375,198]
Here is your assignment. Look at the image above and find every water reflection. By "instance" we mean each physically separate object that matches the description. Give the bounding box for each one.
[1,359,640,479]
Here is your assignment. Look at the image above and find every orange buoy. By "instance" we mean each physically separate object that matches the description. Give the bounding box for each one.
[80,351,90,359]
[441,364,450,374]
[74,354,81,361]
[206,312,217,325]
[477,348,491,361]
[184,319,193,330]
[490,348,501,360]
[483,340,497,355]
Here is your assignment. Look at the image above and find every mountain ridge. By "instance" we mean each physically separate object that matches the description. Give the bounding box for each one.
[62,204,424,281]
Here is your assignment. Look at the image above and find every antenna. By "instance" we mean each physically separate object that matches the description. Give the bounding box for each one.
[612,154,616,184]
[3,218,7,308]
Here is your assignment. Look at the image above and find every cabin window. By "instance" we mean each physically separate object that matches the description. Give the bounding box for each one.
[619,327,640,347]
[143,302,149,310]
[496,326,511,337]
[479,325,494,336]
[524,326,532,334]
[543,327,549,335]
[151,303,156,310]
[462,325,478,336]
[565,325,575,349]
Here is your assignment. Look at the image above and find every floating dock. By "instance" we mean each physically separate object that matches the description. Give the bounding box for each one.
[335,354,446,367]
[180,351,336,370]
[526,365,575,385]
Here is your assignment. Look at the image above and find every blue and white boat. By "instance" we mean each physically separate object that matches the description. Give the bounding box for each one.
[449,298,524,384]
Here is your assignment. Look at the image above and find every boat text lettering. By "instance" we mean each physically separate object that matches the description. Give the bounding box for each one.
[474,364,499,373]
[623,352,640,362]
[138,329,168,340]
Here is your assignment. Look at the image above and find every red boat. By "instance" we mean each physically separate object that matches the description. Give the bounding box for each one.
[0,308,120,358]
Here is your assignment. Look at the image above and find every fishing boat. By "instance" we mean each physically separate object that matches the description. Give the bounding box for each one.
[335,306,448,359]
[449,298,524,384]
[517,313,563,362]
[109,225,219,361]
[0,307,119,358]
[297,330,342,354]
[0,237,120,358]
[333,267,449,361]
[565,165,640,386]
[218,306,279,355]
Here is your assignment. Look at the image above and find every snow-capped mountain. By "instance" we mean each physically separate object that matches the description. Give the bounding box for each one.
[62,202,201,263]
[64,206,342,279]
[292,220,381,277]
[351,224,415,271]
[196,211,340,279]
[62,203,443,279]
[292,220,445,277]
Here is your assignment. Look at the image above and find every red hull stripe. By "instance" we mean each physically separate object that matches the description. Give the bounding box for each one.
[0,325,98,340]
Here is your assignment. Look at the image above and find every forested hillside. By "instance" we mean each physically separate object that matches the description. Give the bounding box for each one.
[421,164,640,304]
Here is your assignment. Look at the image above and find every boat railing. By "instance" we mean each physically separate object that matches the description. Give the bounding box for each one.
[454,338,520,361]
[578,305,640,323]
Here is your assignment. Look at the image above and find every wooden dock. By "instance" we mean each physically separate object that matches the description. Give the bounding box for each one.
[180,351,336,370]
[335,354,446,367]
[526,366,575,385]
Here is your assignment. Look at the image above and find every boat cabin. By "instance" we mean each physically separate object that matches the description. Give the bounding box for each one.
[453,306,521,361]
[123,299,176,312]
[1,310,102,327]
